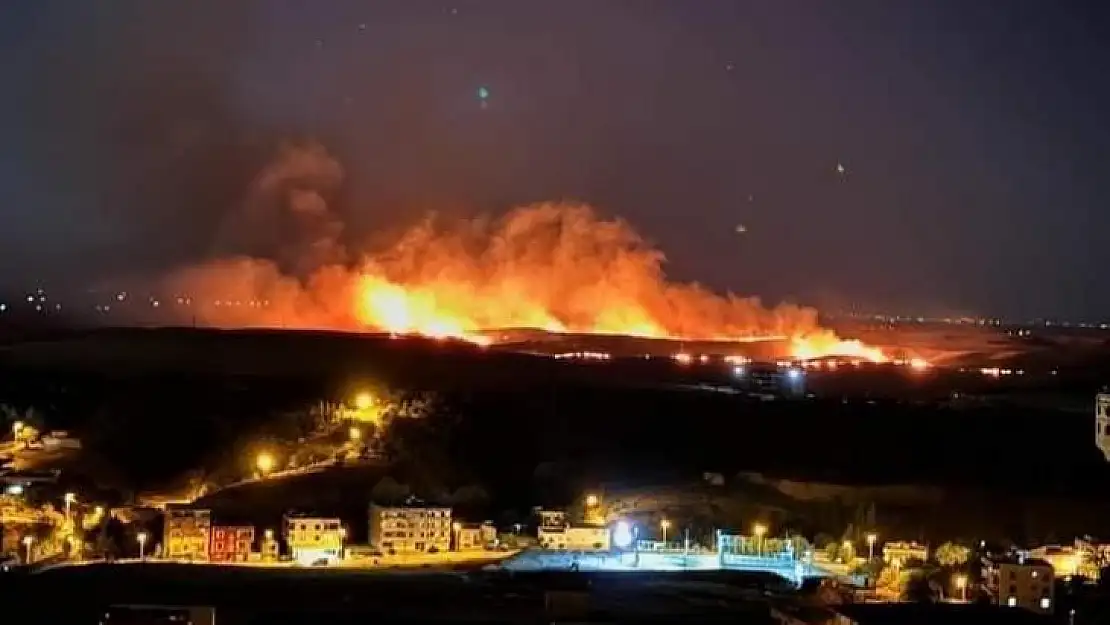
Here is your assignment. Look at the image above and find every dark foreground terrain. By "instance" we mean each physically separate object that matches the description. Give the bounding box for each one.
[1,327,1109,543]
[2,562,781,625]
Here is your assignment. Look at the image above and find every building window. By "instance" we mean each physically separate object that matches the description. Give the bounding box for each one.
[1007,597,1017,607]
[1040,597,1051,610]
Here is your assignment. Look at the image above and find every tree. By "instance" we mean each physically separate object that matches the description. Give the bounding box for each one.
[450,484,490,509]
[934,542,970,568]
[902,571,940,603]
[370,476,411,504]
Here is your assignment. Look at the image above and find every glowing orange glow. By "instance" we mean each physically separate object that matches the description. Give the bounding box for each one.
[790,335,887,363]
[165,143,890,363]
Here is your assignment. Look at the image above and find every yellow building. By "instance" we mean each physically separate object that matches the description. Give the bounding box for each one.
[368,504,452,553]
[882,541,928,568]
[456,522,497,550]
[163,507,211,561]
[984,556,1054,614]
[284,515,344,565]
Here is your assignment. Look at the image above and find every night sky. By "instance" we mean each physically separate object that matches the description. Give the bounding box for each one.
[1,1,1108,320]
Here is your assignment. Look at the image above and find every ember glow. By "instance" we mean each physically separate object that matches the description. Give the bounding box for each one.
[165,142,889,363]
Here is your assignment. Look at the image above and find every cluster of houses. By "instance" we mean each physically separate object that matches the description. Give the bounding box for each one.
[160,503,498,566]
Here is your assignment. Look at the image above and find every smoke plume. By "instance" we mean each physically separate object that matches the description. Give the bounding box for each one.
[166,142,832,343]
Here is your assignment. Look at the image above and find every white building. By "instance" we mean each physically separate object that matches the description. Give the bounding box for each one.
[538,524,610,551]
[368,504,452,553]
[1096,393,1110,461]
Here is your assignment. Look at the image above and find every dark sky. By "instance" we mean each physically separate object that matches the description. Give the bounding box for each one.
[1,0,1108,320]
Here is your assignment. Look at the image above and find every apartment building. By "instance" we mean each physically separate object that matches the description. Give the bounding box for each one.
[538,524,610,551]
[210,526,254,562]
[983,555,1055,614]
[456,521,497,550]
[163,507,211,561]
[284,515,344,565]
[368,503,452,553]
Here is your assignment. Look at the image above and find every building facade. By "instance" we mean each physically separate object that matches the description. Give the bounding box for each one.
[1096,393,1110,461]
[537,509,567,528]
[368,504,451,553]
[455,522,497,550]
[284,516,344,565]
[882,541,928,568]
[983,556,1054,614]
[538,525,610,551]
[163,507,211,561]
[210,526,254,562]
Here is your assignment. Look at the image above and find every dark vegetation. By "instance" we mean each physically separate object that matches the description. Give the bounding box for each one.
[2,327,1110,544]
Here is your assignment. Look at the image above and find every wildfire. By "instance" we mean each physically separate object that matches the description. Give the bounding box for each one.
[166,142,891,364]
[789,334,888,363]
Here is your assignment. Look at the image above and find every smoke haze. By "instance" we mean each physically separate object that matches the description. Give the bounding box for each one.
[166,143,829,343]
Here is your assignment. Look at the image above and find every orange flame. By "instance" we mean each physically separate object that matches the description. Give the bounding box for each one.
[165,143,889,363]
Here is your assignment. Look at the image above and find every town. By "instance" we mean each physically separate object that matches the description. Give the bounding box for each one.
[4,386,1110,623]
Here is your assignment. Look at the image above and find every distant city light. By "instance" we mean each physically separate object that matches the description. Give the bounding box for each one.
[787,368,803,381]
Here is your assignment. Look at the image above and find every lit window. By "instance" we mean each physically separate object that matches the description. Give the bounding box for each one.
[1040,597,1051,610]
[1032,571,1038,578]
[1007,597,1017,607]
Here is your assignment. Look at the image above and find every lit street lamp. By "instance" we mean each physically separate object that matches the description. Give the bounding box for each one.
[137,531,148,559]
[64,492,76,518]
[753,523,767,557]
[660,519,671,545]
[354,392,373,411]
[866,533,878,561]
[255,452,275,476]
[21,535,32,564]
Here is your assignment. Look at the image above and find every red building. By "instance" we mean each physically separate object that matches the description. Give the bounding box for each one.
[210,526,254,562]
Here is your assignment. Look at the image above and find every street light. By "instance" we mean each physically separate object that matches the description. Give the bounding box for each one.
[954,574,967,602]
[64,492,76,518]
[354,392,373,411]
[137,531,148,559]
[255,451,275,476]
[753,523,767,557]
[866,533,878,561]
[21,535,33,563]
[660,519,671,544]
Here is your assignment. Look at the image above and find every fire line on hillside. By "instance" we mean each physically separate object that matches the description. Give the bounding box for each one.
[163,142,894,364]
